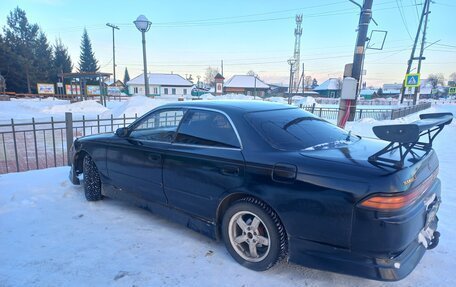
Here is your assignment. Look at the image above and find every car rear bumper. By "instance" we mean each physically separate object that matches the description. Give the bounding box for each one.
[288,178,441,281]
[288,215,438,281]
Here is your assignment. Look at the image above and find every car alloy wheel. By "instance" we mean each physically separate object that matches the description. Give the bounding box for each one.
[228,211,271,262]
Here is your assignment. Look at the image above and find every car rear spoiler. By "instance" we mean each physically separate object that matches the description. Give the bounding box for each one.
[369,112,453,168]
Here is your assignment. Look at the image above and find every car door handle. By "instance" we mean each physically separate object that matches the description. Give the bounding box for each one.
[147,153,162,162]
[220,166,240,176]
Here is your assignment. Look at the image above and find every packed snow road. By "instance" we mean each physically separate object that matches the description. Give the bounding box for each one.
[0,105,455,287]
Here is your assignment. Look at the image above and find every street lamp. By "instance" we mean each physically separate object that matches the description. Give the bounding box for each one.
[134,15,152,97]
[287,58,296,104]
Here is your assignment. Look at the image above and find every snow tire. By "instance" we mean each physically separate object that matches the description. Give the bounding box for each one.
[83,155,103,201]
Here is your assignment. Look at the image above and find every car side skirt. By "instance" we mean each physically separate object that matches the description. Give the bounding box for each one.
[101,183,218,240]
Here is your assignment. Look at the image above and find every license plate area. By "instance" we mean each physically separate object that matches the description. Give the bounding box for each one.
[418,197,440,248]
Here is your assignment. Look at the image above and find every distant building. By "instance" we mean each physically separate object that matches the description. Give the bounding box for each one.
[382,83,402,90]
[214,73,225,96]
[313,78,341,98]
[105,79,125,88]
[223,75,270,96]
[127,73,193,97]
[359,89,378,99]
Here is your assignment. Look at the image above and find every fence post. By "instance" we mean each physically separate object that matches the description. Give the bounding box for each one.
[311,103,316,113]
[359,109,363,119]
[11,119,20,172]
[65,112,73,166]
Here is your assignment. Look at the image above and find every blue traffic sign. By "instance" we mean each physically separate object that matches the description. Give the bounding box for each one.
[405,73,421,88]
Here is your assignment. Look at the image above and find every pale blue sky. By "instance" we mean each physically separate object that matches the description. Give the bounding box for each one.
[1,0,455,86]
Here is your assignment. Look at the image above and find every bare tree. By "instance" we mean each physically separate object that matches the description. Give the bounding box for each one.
[304,76,312,88]
[204,66,219,87]
[449,72,456,83]
[427,73,445,89]
[246,70,256,76]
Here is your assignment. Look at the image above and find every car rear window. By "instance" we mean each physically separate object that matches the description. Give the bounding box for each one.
[245,108,353,151]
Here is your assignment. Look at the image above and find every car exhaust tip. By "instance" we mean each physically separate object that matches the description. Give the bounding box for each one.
[427,231,440,250]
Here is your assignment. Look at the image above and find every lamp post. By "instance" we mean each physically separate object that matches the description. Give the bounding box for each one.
[287,58,296,104]
[134,15,152,97]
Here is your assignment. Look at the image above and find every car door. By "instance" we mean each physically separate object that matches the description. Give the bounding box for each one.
[163,109,245,220]
[107,108,185,203]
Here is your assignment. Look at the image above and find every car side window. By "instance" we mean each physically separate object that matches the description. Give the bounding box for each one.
[175,110,240,148]
[129,109,184,142]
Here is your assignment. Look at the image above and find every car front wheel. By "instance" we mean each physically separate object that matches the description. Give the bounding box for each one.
[83,156,103,201]
[222,197,287,271]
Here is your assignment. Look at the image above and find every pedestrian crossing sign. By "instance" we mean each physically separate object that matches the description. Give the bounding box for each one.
[449,87,456,95]
[405,73,420,88]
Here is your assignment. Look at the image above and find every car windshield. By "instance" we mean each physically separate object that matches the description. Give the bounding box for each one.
[245,108,358,151]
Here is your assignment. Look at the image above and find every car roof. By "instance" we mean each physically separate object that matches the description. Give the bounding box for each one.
[160,100,295,115]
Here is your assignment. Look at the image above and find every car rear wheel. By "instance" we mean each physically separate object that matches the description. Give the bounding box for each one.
[83,156,103,201]
[222,197,287,271]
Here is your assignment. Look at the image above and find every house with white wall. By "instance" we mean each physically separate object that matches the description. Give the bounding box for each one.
[127,73,193,97]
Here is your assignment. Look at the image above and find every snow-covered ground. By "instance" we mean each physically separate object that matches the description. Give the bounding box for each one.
[0,104,455,286]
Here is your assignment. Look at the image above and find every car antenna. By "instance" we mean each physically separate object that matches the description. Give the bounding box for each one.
[346,130,352,141]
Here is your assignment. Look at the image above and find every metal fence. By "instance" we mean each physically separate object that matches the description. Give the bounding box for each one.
[0,113,138,174]
[301,102,431,121]
[0,102,432,175]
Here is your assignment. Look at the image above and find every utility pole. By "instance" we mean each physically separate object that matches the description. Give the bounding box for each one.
[413,0,431,105]
[292,15,303,93]
[106,23,120,82]
[302,63,305,94]
[337,0,373,127]
[287,58,296,104]
[400,0,429,104]
[221,60,224,75]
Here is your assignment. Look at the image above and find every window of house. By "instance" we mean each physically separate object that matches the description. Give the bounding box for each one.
[164,88,168,94]
[175,110,240,148]
[153,87,158,94]
[134,87,138,93]
[183,89,187,95]
[172,88,176,95]
[129,109,185,142]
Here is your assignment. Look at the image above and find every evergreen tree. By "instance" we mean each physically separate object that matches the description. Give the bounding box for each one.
[311,78,318,89]
[0,34,11,81]
[33,31,53,83]
[78,28,99,72]
[3,7,39,93]
[52,38,73,81]
[123,67,130,84]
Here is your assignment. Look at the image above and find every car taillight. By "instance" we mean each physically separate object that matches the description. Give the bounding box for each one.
[359,168,438,211]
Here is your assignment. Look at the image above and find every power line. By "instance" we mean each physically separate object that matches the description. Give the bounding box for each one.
[396,0,414,40]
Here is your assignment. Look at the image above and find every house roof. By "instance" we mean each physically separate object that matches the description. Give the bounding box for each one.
[313,78,340,91]
[127,73,193,87]
[360,89,377,96]
[224,75,269,89]
[214,73,225,80]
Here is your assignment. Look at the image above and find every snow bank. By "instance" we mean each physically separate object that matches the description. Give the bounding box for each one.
[41,100,109,114]
[0,99,70,121]
[213,93,257,100]
[294,96,317,106]
[104,95,176,118]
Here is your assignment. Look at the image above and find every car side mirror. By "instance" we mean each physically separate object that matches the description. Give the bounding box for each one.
[116,127,129,137]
